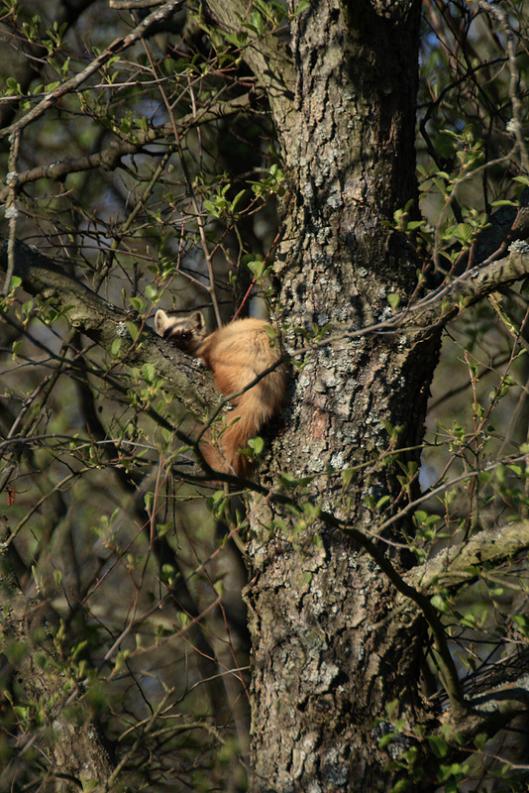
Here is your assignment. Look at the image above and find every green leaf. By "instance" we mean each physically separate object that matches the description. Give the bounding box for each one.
[142,363,156,383]
[11,339,22,359]
[162,564,175,577]
[513,614,529,636]
[247,258,266,279]
[302,502,320,520]
[129,295,145,313]
[209,489,228,516]
[430,594,449,613]
[230,188,246,213]
[291,0,310,15]
[379,732,397,749]
[247,436,265,455]
[126,322,139,341]
[278,472,313,489]
[490,199,518,208]
[342,467,354,487]
[13,705,30,722]
[391,780,409,793]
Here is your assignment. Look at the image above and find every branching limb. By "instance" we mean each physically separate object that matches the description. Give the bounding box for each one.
[0,0,185,139]
[205,0,295,116]
[277,249,529,352]
[441,693,529,760]
[0,94,252,203]
[409,246,529,331]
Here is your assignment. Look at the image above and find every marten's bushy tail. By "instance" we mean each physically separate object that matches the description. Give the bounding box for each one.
[200,383,279,476]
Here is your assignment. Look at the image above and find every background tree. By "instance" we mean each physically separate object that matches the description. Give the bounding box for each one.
[3,1,529,791]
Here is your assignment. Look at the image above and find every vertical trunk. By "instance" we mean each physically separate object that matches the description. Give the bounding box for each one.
[246,3,435,790]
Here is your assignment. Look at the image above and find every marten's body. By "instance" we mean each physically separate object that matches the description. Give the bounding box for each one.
[154,310,286,475]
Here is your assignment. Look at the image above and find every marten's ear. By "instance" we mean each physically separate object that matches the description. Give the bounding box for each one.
[192,311,205,334]
[154,309,169,337]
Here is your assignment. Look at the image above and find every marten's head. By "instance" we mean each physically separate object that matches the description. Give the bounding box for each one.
[154,309,206,353]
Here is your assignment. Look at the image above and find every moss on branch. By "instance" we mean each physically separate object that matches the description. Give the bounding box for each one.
[407,520,529,591]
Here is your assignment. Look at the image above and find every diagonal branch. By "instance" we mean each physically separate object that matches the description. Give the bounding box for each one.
[297,249,529,351]
[0,239,215,417]
[412,245,529,330]
[407,520,529,591]
[0,0,185,139]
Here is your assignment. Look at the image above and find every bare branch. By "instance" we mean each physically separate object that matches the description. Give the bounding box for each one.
[287,248,529,349]
[411,245,529,330]
[109,0,167,7]
[3,130,20,295]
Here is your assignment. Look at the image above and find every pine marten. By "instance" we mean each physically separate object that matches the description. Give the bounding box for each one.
[154,309,287,475]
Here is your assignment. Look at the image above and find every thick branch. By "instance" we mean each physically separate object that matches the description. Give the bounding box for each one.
[205,0,295,119]
[0,239,216,416]
[414,246,529,330]
[408,520,529,591]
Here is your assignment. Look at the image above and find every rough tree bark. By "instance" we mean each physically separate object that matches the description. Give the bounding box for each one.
[232,3,434,790]
[5,1,529,790]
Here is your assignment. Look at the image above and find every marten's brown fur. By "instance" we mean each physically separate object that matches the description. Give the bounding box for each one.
[154,309,286,475]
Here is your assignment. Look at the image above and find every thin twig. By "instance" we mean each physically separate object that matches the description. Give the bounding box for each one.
[3,130,20,295]
[141,38,224,327]
[0,0,185,139]
[110,0,167,7]
[479,0,529,173]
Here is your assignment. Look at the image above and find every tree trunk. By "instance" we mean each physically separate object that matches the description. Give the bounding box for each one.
[245,3,434,790]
